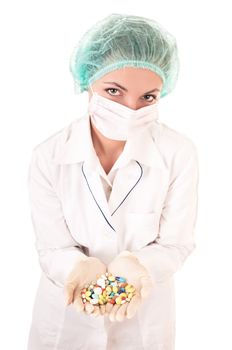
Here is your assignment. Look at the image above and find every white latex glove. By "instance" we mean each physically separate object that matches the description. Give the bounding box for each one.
[106,250,154,322]
[64,256,107,317]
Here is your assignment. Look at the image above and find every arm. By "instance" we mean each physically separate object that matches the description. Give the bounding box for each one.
[27,147,88,288]
[132,141,199,283]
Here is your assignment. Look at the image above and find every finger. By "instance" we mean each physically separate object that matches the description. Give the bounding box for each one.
[126,294,141,319]
[84,301,94,314]
[140,276,154,299]
[92,306,101,317]
[115,302,128,322]
[72,286,84,311]
[105,302,114,314]
[64,282,76,305]
[100,304,106,315]
[85,302,95,314]
[109,304,121,322]
[117,250,132,258]
[73,295,85,313]
[72,285,86,310]
[84,302,90,313]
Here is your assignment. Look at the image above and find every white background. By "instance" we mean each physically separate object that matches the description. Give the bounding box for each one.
[0,0,231,348]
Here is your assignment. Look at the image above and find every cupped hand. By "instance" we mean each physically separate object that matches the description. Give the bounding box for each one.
[106,250,154,322]
[64,256,107,316]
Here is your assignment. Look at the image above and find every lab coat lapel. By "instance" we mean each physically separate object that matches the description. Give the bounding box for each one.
[82,160,144,231]
[107,161,143,215]
[81,160,117,232]
[52,115,117,232]
[107,125,169,216]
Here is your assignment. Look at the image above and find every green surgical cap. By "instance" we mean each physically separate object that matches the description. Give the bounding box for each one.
[69,13,180,98]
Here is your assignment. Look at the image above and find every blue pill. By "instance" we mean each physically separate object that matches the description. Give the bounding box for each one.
[116,277,126,282]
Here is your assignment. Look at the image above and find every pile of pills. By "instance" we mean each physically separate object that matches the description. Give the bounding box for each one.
[80,272,136,306]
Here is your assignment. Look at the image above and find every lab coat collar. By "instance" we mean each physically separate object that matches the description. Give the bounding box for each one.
[52,113,166,170]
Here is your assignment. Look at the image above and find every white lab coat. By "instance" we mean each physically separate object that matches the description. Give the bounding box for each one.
[27,112,199,350]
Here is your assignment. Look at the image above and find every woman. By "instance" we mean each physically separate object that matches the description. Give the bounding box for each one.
[27,13,199,350]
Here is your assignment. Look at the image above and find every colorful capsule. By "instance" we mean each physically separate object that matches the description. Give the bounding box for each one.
[90,298,99,305]
[116,276,126,282]
[80,272,137,307]
[108,275,115,282]
[112,286,118,293]
[115,297,122,305]
[93,287,102,295]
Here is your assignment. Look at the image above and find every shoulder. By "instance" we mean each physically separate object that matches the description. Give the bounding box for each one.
[151,121,199,185]
[152,121,198,162]
[31,117,82,161]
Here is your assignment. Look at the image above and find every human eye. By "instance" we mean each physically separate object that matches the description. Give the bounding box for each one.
[143,94,157,103]
[105,88,121,96]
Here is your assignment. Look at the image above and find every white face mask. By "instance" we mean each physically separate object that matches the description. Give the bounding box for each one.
[88,86,159,141]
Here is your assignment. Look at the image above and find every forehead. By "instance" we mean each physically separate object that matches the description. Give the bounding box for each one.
[97,67,163,91]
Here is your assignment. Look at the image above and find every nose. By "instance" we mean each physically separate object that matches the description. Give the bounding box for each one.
[122,98,140,110]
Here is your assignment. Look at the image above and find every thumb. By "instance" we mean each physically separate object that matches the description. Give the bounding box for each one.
[126,292,141,319]
[64,282,76,305]
[73,286,85,312]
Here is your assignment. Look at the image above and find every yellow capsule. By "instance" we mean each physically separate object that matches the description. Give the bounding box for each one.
[86,296,91,301]
[85,291,91,297]
[112,286,118,293]
[128,293,133,299]
[115,297,122,305]
[119,292,127,298]
[106,286,112,293]
[103,290,107,297]
[98,299,104,305]
[108,276,115,282]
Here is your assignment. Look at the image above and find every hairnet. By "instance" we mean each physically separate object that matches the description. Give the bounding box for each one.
[69,13,180,98]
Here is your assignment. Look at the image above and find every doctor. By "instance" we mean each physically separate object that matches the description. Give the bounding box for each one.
[27,13,199,350]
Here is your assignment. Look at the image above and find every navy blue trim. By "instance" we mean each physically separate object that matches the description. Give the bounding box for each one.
[111,160,143,216]
[81,160,143,232]
[81,162,116,232]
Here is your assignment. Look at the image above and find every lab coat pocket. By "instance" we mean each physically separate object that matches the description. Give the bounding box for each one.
[125,212,160,251]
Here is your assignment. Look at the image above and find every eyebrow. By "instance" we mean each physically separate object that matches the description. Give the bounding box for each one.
[103,81,160,94]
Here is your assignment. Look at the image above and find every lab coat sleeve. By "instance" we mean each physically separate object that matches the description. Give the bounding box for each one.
[27,147,88,288]
[132,141,199,283]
